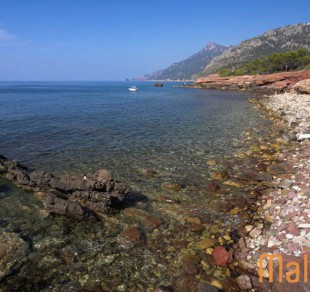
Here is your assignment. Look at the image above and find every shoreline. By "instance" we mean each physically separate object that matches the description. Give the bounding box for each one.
[228,91,310,290]
[0,86,310,290]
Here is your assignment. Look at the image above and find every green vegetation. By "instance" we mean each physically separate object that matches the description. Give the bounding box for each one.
[218,49,310,77]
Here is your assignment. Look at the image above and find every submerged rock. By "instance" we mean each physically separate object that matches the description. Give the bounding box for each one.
[0,154,130,220]
[212,246,233,267]
[0,229,29,282]
[161,182,184,191]
[118,226,145,246]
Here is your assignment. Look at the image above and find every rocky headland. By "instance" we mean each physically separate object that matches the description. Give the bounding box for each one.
[193,70,310,93]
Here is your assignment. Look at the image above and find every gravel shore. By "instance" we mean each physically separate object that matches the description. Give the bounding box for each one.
[236,92,310,291]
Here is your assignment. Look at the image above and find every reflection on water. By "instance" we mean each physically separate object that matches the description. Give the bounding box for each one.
[0,82,276,290]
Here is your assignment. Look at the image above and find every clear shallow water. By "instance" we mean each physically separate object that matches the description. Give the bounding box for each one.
[0,81,276,290]
[1,81,267,182]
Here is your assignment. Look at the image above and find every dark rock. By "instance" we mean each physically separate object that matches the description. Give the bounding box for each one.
[220,202,234,212]
[207,182,221,192]
[46,194,88,220]
[28,171,53,188]
[251,276,272,292]
[0,154,130,220]
[181,255,199,275]
[188,222,205,233]
[237,211,251,222]
[234,195,247,208]
[229,230,241,243]
[153,286,174,292]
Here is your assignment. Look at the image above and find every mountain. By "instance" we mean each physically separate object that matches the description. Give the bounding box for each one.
[204,23,310,74]
[145,42,228,81]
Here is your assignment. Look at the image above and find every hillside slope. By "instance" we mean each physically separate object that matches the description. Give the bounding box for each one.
[146,43,228,81]
[204,23,310,74]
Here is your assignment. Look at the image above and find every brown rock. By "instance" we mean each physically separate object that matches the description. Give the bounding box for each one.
[119,226,145,245]
[210,170,229,181]
[212,246,233,267]
[238,259,256,271]
[144,216,164,229]
[161,182,184,191]
[251,276,272,292]
[186,217,201,225]
[234,195,247,208]
[287,222,300,236]
[237,210,250,222]
[207,182,221,192]
[238,237,246,249]
[221,278,240,292]
[236,275,253,290]
[221,202,234,212]
[181,255,199,275]
[189,223,205,233]
[293,78,310,94]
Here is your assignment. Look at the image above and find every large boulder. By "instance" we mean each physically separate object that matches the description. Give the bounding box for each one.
[293,79,310,94]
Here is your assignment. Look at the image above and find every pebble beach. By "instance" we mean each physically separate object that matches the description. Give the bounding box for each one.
[232,91,310,291]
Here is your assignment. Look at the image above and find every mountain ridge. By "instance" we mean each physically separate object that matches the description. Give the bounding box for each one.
[142,42,228,81]
[204,23,310,74]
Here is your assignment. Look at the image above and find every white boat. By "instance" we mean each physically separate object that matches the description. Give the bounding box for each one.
[128,86,137,92]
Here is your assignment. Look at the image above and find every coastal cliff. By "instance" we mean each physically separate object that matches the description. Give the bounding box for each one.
[193,70,310,92]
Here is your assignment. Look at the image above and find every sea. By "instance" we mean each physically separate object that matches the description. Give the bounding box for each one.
[0,81,276,290]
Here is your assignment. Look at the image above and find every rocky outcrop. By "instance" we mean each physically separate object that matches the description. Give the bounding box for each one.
[194,70,310,92]
[0,154,130,220]
[293,78,310,94]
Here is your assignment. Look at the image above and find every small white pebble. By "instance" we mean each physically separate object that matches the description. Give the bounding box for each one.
[286,234,294,240]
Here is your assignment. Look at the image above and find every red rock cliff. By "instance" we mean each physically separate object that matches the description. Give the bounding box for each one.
[194,70,310,92]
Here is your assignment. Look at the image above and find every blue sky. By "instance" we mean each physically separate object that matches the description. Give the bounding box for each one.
[0,0,309,81]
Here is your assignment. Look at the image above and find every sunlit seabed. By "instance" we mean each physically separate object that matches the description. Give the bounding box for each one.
[0,81,276,290]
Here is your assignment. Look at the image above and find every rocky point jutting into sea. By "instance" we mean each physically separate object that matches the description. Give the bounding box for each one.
[0,78,310,291]
[193,70,310,93]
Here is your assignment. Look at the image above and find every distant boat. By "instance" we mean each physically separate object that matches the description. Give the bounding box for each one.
[128,86,137,92]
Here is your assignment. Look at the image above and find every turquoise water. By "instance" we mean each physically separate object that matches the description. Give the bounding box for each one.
[0,81,275,290]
